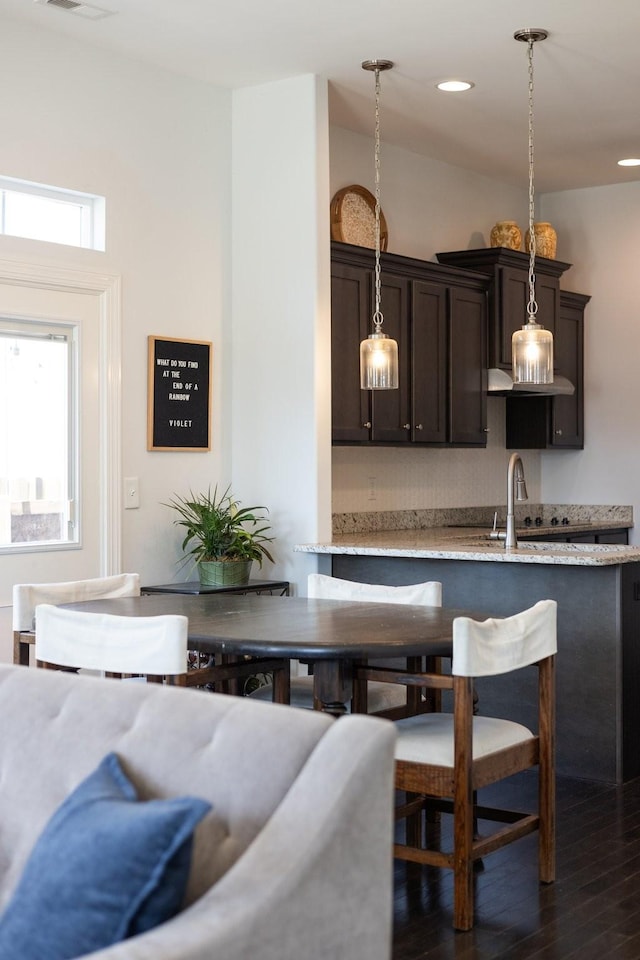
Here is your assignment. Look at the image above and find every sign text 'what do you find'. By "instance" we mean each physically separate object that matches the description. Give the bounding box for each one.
[147,336,212,451]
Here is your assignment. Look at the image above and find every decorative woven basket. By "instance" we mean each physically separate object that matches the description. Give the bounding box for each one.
[330,185,388,250]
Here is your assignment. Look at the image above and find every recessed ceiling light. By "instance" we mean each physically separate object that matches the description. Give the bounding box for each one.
[618,158,640,167]
[436,80,474,93]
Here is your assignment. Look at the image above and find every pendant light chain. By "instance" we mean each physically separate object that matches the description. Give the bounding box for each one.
[373,66,383,334]
[511,27,552,386]
[526,37,538,323]
[359,58,398,391]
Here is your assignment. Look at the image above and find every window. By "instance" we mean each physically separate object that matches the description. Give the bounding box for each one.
[0,176,105,251]
[0,317,78,552]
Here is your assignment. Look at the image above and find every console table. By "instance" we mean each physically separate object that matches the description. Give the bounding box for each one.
[141,579,290,596]
[140,580,290,692]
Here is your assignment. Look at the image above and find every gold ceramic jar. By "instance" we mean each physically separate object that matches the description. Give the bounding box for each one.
[525,222,557,259]
[490,220,522,251]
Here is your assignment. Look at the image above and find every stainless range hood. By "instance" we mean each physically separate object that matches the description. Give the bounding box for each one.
[487,368,575,396]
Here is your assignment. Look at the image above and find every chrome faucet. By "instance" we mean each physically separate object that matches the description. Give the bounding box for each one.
[505,452,528,548]
[490,452,528,548]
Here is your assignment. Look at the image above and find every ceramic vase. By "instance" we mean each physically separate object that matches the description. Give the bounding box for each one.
[198,559,253,586]
[490,220,522,251]
[525,222,557,259]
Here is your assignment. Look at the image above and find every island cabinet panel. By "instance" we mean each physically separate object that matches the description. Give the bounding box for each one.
[506,290,589,449]
[331,241,489,447]
[329,552,640,785]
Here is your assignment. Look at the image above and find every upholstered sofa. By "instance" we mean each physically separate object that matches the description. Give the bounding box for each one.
[0,664,396,959]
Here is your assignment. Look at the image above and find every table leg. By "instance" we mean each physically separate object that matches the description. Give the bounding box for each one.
[311,660,352,717]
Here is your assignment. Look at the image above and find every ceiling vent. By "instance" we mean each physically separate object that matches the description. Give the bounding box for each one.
[33,0,115,18]
[35,0,83,8]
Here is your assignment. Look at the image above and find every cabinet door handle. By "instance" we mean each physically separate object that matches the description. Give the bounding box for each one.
[415,424,423,431]
[483,427,490,433]
[555,429,563,436]
[363,421,372,429]
[403,423,411,430]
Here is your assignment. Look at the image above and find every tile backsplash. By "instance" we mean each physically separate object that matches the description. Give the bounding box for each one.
[331,399,543,513]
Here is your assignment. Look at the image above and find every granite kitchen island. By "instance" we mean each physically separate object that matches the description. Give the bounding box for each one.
[295,527,640,784]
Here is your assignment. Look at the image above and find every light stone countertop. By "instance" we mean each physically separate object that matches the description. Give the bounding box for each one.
[294,525,640,566]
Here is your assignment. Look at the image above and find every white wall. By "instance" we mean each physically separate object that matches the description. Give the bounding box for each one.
[0,17,231,586]
[329,125,542,512]
[541,183,640,542]
[330,126,529,263]
[231,76,332,590]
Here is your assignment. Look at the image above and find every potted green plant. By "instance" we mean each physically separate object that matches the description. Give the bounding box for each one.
[165,485,275,586]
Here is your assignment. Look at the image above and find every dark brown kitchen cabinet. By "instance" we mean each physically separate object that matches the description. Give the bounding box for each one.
[331,242,488,447]
[436,246,572,370]
[505,290,589,449]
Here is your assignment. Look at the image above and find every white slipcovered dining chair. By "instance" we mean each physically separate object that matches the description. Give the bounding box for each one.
[35,603,189,684]
[388,599,557,931]
[12,573,141,667]
[249,573,442,716]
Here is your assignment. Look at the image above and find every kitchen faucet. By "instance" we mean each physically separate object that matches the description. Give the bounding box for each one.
[490,452,528,549]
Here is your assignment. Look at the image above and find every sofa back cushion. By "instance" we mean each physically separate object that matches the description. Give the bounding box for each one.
[0,665,334,910]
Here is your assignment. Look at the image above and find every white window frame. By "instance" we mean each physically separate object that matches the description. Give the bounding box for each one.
[0,316,80,555]
[0,175,105,251]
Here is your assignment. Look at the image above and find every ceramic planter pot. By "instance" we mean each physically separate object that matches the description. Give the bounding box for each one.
[198,559,253,587]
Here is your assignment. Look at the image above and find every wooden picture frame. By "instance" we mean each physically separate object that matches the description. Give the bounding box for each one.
[147,336,212,452]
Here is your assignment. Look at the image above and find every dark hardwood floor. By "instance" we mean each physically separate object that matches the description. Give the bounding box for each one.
[393,771,640,960]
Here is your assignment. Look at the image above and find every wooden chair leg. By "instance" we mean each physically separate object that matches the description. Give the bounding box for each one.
[453,791,474,929]
[453,676,475,931]
[405,792,423,849]
[539,656,556,882]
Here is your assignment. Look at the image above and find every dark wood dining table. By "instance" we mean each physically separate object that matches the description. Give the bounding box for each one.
[61,592,468,715]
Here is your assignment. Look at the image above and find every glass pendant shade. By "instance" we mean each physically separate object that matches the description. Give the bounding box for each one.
[512,322,554,384]
[360,332,399,389]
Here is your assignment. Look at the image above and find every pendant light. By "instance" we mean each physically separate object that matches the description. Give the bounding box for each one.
[359,59,399,390]
[512,29,554,385]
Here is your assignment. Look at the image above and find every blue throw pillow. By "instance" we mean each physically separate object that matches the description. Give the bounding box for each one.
[0,752,211,960]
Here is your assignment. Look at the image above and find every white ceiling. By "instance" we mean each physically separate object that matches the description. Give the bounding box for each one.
[3,0,640,193]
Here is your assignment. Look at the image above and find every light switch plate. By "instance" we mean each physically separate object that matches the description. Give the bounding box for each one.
[124,477,139,509]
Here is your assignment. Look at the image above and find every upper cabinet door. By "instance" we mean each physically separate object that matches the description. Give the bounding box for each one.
[499,267,559,368]
[505,291,588,450]
[331,261,372,443]
[449,287,488,445]
[411,279,447,443]
[550,291,588,447]
[370,273,411,443]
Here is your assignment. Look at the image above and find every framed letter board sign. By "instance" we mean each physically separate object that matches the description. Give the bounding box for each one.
[147,336,212,451]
